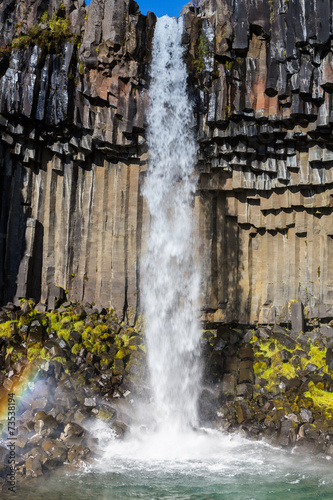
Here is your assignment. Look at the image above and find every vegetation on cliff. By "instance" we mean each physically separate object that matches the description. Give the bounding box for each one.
[12,8,80,53]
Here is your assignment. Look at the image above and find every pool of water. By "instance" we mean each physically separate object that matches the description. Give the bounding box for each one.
[11,428,333,500]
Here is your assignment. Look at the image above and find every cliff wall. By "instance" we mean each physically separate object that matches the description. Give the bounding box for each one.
[184,0,333,323]
[1,0,333,324]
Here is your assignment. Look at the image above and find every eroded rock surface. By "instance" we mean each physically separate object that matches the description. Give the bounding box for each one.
[0,0,333,324]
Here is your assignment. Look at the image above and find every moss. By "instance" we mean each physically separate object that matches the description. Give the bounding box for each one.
[253,361,268,374]
[82,327,94,344]
[53,356,67,365]
[12,13,79,54]
[91,342,107,355]
[115,348,128,359]
[71,343,81,355]
[73,321,85,333]
[96,409,114,423]
[193,30,213,76]
[304,381,333,418]
[0,321,16,338]
[100,356,113,370]
[57,329,71,342]
[93,324,109,336]
[61,316,72,326]
[300,344,326,371]
[27,345,48,361]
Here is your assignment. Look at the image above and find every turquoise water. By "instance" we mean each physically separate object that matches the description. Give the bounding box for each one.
[12,430,333,500]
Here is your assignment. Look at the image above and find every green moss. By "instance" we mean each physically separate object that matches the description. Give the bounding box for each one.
[301,344,326,371]
[91,342,107,355]
[71,343,81,355]
[78,61,85,75]
[57,328,71,342]
[96,409,114,422]
[304,381,333,418]
[73,321,85,333]
[53,356,67,365]
[12,13,78,54]
[61,316,72,326]
[0,321,16,338]
[93,324,109,336]
[27,345,48,361]
[193,30,213,76]
[115,348,128,359]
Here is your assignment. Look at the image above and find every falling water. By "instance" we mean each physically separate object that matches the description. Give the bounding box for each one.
[141,15,201,433]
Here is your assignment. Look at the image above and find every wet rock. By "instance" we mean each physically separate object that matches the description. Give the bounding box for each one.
[271,326,296,350]
[299,423,320,441]
[278,420,298,446]
[84,397,97,408]
[31,397,48,411]
[33,412,59,437]
[238,361,254,384]
[221,373,236,398]
[25,457,43,478]
[236,383,253,399]
[41,439,67,468]
[67,445,91,463]
[291,302,304,333]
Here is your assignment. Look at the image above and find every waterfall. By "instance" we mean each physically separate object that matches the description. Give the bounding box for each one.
[142,15,201,433]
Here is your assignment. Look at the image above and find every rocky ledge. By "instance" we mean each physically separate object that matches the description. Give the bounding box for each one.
[0,300,147,492]
[201,317,333,454]
[0,300,333,491]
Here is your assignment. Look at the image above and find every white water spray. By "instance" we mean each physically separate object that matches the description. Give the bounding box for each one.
[141,15,201,433]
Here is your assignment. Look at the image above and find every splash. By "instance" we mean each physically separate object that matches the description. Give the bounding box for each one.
[141,15,201,433]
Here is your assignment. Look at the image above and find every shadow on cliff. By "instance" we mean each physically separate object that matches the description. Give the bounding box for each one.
[0,145,43,306]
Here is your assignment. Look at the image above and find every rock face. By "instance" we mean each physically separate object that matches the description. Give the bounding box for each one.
[0,0,155,314]
[187,0,333,323]
[0,0,333,324]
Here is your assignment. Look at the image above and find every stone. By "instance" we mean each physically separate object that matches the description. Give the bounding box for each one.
[238,361,254,384]
[300,409,313,423]
[299,423,320,441]
[278,420,298,446]
[236,383,253,399]
[221,374,236,398]
[31,397,48,411]
[271,326,296,350]
[25,457,43,478]
[291,302,304,333]
[33,412,58,437]
[84,397,96,408]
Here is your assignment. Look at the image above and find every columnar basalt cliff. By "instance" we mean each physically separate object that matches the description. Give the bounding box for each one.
[0,0,155,315]
[1,0,333,325]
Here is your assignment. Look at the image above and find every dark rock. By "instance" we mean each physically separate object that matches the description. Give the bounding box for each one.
[271,326,296,350]
[25,457,43,478]
[278,419,298,446]
[221,373,236,398]
[291,302,304,333]
[33,412,58,437]
[300,409,313,423]
[280,349,292,362]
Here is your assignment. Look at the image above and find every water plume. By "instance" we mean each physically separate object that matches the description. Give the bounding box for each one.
[141,15,201,433]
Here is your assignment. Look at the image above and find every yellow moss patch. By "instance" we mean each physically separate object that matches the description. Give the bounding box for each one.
[253,361,269,374]
[304,381,333,418]
[73,321,85,333]
[71,343,81,355]
[27,346,48,361]
[57,329,71,342]
[0,321,16,338]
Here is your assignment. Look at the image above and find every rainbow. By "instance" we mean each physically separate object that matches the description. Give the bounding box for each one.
[0,362,39,438]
